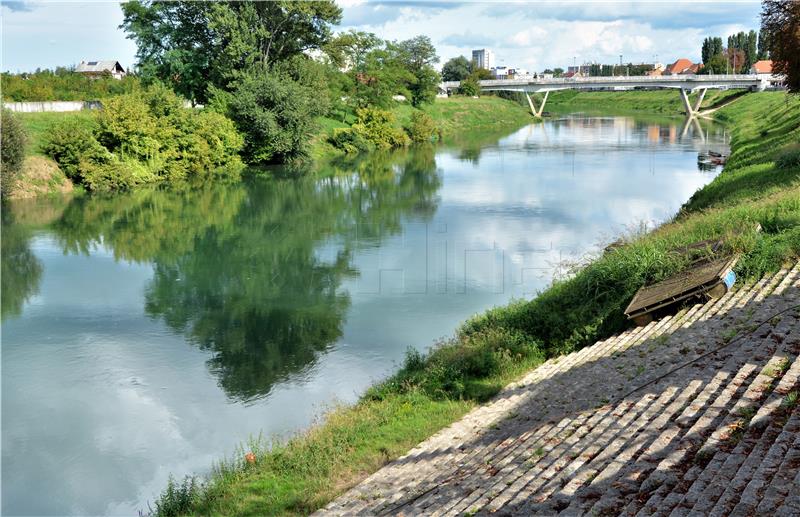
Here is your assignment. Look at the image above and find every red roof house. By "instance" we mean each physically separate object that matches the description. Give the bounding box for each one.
[751,60,773,75]
[665,58,695,75]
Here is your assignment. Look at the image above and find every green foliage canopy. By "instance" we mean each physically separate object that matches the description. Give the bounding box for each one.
[120,0,342,103]
[441,56,472,82]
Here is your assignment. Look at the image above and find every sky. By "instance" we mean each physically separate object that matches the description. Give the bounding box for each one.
[1,0,763,73]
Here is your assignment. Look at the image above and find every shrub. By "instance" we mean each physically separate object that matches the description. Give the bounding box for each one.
[330,108,410,153]
[406,110,439,143]
[44,86,243,191]
[330,127,373,154]
[776,143,800,170]
[42,118,109,182]
[458,76,480,97]
[1,109,28,195]
[226,68,329,164]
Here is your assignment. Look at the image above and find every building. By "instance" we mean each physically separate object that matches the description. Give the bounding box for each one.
[664,58,701,75]
[76,60,126,80]
[491,66,528,79]
[471,49,495,70]
[751,60,773,78]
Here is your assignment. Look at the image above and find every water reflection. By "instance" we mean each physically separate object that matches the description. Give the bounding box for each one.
[1,209,43,320]
[2,115,726,516]
[10,150,441,403]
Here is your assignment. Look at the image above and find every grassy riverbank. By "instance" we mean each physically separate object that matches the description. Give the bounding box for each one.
[310,95,534,160]
[539,88,746,115]
[11,95,532,194]
[152,91,800,516]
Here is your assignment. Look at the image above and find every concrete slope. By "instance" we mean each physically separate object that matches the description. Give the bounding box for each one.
[319,263,800,516]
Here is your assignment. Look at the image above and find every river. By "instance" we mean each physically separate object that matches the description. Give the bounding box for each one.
[1,114,727,516]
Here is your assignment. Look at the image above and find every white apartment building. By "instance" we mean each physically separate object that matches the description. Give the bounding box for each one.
[472,49,495,70]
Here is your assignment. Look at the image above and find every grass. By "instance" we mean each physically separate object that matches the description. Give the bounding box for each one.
[15,110,95,156]
[310,95,534,161]
[154,90,800,516]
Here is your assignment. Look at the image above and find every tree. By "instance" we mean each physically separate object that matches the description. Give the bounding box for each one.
[757,27,771,60]
[225,65,329,164]
[726,47,747,73]
[441,56,472,82]
[458,75,480,96]
[352,45,415,109]
[396,36,440,107]
[761,0,800,92]
[702,53,729,74]
[120,0,342,103]
[712,37,724,58]
[702,37,713,64]
[324,30,381,70]
[553,67,565,77]
[745,30,758,69]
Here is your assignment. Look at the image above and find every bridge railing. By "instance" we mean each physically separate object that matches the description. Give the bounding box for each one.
[441,74,767,89]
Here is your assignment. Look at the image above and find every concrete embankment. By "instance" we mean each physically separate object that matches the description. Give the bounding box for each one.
[321,264,800,516]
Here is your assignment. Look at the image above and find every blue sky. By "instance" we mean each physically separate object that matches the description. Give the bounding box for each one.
[1,0,762,73]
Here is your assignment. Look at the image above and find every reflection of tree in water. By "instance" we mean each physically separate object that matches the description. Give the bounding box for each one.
[1,208,43,320]
[50,149,441,402]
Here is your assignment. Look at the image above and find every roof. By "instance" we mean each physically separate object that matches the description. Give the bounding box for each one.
[680,63,703,75]
[666,58,694,74]
[752,60,773,74]
[76,60,125,74]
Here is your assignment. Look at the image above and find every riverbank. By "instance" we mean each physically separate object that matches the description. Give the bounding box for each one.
[310,95,534,160]
[8,96,532,199]
[150,91,800,516]
[540,88,746,115]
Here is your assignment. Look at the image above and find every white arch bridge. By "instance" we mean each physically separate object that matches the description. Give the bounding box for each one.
[440,74,778,118]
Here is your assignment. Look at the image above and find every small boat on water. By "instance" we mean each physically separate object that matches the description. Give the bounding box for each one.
[698,150,727,167]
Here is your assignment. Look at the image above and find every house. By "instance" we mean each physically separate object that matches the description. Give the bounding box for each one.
[681,63,703,75]
[76,60,126,80]
[751,60,773,78]
[664,58,699,75]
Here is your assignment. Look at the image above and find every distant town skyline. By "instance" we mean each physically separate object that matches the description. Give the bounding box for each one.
[2,0,762,73]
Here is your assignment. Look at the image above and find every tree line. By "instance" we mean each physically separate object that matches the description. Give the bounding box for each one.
[699,29,767,74]
[1,68,140,102]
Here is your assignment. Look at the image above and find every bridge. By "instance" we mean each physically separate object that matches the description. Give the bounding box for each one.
[440,74,778,118]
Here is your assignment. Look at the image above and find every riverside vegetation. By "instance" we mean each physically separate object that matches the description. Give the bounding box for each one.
[1,0,478,197]
[146,91,800,517]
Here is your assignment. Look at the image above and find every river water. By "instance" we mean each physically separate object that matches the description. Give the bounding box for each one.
[1,115,727,516]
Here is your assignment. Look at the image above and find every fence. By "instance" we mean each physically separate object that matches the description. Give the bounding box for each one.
[3,101,103,113]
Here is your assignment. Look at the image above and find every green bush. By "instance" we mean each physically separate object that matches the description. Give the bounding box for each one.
[406,110,439,143]
[44,85,243,191]
[226,68,328,164]
[776,143,800,170]
[330,108,410,153]
[42,118,108,182]
[330,127,373,154]
[1,109,28,195]
[458,76,480,97]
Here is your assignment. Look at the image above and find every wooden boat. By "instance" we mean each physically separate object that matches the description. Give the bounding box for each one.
[625,255,738,326]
